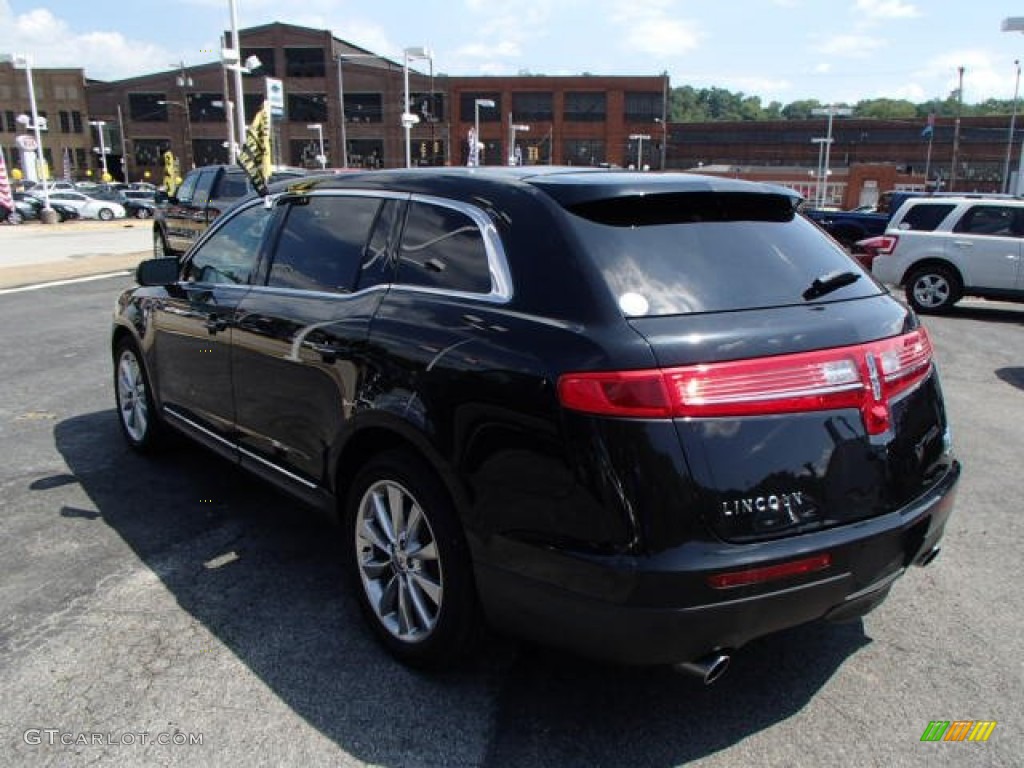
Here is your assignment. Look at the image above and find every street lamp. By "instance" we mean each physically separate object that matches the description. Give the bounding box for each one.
[811,105,852,207]
[1002,18,1024,194]
[402,46,431,168]
[507,115,529,165]
[629,133,651,170]
[89,120,111,180]
[3,53,56,222]
[335,52,382,169]
[654,117,668,169]
[472,98,495,167]
[810,136,832,207]
[307,123,326,168]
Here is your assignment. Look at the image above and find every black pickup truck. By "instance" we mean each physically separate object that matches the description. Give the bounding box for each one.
[152,164,307,258]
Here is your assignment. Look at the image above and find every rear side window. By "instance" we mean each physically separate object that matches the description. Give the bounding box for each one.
[953,205,1020,237]
[567,192,880,316]
[215,174,250,199]
[267,195,381,293]
[896,203,956,231]
[397,201,491,294]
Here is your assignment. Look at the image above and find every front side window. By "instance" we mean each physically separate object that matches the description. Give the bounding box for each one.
[267,195,382,293]
[185,203,271,285]
[174,172,200,204]
[397,201,491,294]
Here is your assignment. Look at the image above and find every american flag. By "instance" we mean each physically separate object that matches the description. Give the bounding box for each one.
[0,146,14,213]
[63,147,72,182]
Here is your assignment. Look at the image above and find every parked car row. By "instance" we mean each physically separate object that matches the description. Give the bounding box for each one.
[2,192,81,224]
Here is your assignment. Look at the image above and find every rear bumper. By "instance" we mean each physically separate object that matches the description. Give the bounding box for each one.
[475,461,959,666]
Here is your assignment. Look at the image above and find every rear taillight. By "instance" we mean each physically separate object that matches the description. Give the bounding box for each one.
[557,329,933,435]
[874,235,898,256]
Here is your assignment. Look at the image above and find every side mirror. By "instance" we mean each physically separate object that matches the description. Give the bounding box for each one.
[136,257,179,286]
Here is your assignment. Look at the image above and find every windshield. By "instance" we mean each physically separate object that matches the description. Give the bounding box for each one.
[566,192,881,316]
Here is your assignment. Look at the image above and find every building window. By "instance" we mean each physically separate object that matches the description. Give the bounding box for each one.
[134,138,170,167]
[624,91,662,122]
[129,94,168,122]
[59,111,71,133]
[72,111,83,133]
[189,93,226,123]
[75,148,87,169]
[414,139,446,167]
[243,94,263,121]
[564,92,606,122]
[289,137,331,168]
[241,48,276,77]
[287,93,328,123]
[410,92,444,123]
[564,138,606,165]
[193,138,229,167]
[285,47,326,78]
[343,93,382,123]
[347,139,383,169]
[511,92,553,121]
[459,93,501,122]
[4,111,15,133]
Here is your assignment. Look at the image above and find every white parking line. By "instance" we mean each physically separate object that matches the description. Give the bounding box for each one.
[0,271,133,295]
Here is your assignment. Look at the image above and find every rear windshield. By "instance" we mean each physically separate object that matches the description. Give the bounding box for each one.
[567,192,881,316]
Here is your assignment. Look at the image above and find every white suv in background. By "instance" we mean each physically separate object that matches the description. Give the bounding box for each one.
[871,197,1024,313]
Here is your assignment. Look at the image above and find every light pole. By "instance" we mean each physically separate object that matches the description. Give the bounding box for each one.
[1002,18,1024,194]
[336,53,381,169]
[507,115,529,165]
[1003,60,1020,194]
[402,46,431,168]
[810,137,831,207]
[811,105,852,207]
[654,117,668,169]
[227,0,247,148]
[949,66,965,192]
[89,120,110,180]
[472,98,495,166]
[4,53,55,222]
[629,133,651,170]
[307,123,326,168]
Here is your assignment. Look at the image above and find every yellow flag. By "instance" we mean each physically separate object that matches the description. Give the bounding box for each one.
[238,100,272,196]
[163,151,180,196]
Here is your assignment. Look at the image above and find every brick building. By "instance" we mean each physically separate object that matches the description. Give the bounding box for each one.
[0,59,91,181]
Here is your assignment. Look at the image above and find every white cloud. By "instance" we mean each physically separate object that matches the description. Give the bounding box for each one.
[813,34,884,58]
[917,49,1017,101]
[0,6,175,80]
[854,0,920,19]
[611,1,702,59]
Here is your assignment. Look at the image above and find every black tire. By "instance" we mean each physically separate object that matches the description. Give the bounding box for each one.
[98,207,114,221]
[904,264,961,314]
[345,450,479,668]
[136,207,152,219]
[5,210,24,225]
[113,338,166,452]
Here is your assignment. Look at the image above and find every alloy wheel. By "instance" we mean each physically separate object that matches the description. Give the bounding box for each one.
[117,348,149,443]
[354,479,444,643]
[912,274,951,309]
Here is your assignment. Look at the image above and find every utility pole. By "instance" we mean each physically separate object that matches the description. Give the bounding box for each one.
[950,66,965,192]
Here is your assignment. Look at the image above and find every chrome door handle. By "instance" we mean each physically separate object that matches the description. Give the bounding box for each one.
[953,240,973,247]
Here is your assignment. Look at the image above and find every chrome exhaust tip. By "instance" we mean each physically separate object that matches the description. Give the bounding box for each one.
[917,546,941,567]
[673,652,731,685]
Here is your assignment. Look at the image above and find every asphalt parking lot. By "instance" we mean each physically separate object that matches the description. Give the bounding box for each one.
[0,231,1021,767]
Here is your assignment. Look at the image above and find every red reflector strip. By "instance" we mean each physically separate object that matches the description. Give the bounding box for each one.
[707,553,832,589]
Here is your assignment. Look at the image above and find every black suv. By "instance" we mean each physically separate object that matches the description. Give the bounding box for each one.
[112,168,959,680]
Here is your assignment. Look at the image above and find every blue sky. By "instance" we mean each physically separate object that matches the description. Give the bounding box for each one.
[3,0,1024,105]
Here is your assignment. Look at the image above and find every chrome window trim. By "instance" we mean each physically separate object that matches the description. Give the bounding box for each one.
[399,193,514,304]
